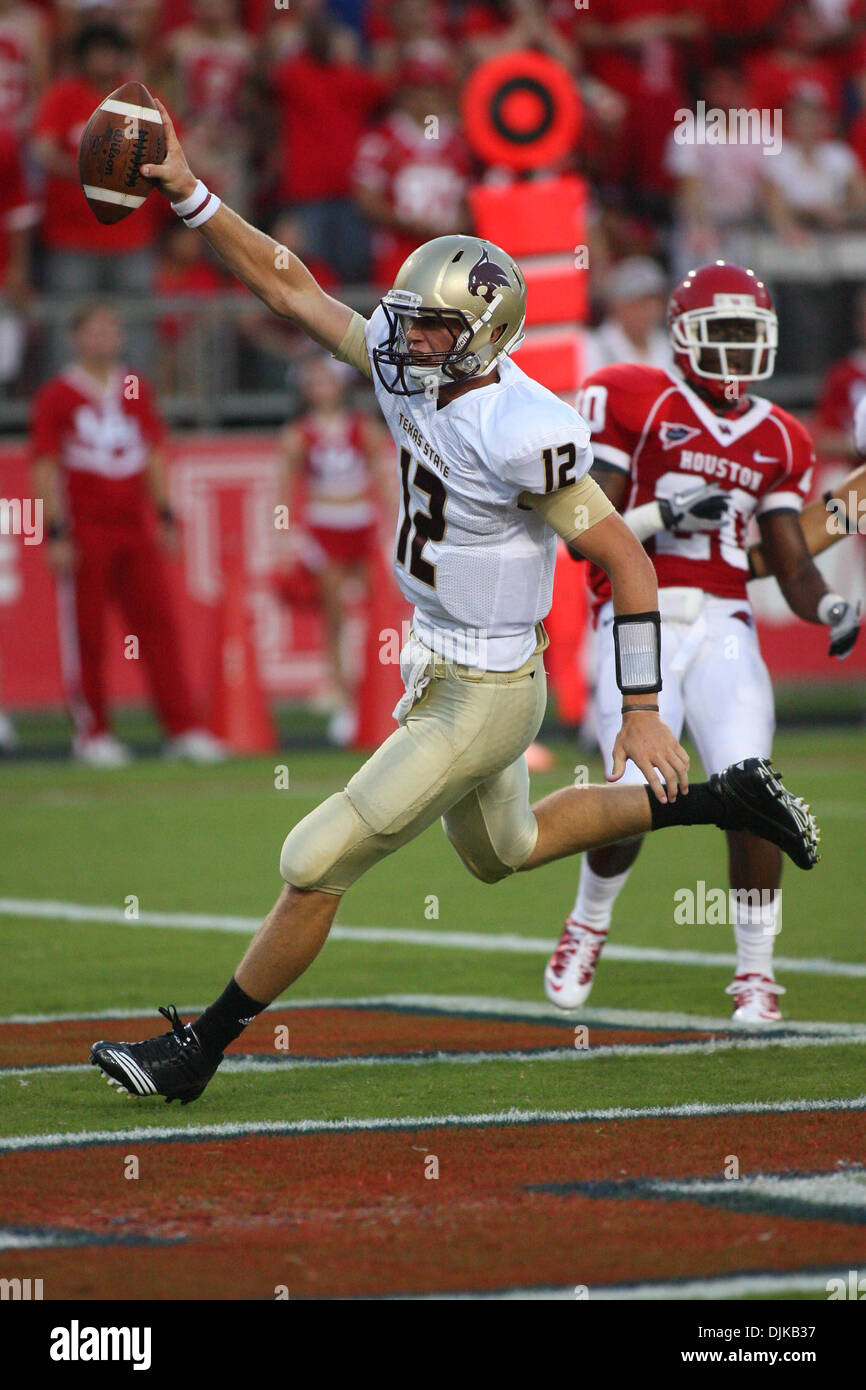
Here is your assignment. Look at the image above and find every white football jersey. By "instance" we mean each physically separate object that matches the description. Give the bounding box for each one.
[365,306,593,669]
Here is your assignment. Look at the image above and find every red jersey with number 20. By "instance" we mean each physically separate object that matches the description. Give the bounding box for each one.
[580,364,815,612]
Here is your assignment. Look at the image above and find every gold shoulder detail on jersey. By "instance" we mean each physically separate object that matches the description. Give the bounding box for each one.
[334,312,372,381]
[520,473,615,542]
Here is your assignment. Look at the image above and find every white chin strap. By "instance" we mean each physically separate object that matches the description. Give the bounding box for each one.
[407,353,481,388]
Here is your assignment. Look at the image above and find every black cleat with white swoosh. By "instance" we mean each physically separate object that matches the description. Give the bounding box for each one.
[90,1005,222,1104]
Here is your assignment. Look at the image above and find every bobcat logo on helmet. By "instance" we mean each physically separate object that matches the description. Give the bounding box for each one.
[468,249,511,305]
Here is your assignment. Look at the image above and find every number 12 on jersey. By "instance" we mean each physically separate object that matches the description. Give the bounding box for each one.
[396,447,447,589]
[542,442,578,493]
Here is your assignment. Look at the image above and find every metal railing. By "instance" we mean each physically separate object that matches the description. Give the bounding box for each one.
[0,285,380,432]
[3,234,864,431]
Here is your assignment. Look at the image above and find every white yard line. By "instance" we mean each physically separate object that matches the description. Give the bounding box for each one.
[1,897,865,979]
[1,1093,865,1154]
[432,1270,850,1301]
[4,1028,866,1082]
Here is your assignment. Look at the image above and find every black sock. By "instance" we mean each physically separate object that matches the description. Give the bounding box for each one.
[193,978,267,1057]
[646,781,728,831]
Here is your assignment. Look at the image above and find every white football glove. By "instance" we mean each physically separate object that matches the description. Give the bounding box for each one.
[818,592,861,660]
[659,482,731,533]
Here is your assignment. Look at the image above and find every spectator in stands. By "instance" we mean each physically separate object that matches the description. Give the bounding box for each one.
[0,0,49,135]
[815,286,866,461]
[665,66,771,279]
[156,0,255,218]
[744,2,842,116]
[581,256,672,379]
[259,0,360,68]
[266,3,387,282]
[235,211,338,393]
[367,0,453,76]
[0,129,36,389]
[353,55,471,288]
[154,223,228,398]
[30,301,225,767]
[53,0,161,59]
[579,1,701,217]
[31,24,163,371]
[762,90,866,241]
[276,354,391,745]
[459,0,578,72]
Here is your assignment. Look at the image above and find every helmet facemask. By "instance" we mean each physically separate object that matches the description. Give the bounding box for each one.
[672,299,778,384]
[372,286,519,398]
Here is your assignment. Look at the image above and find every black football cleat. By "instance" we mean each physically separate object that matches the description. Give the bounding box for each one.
[710,757,820,870]
[90,1005,222,1104]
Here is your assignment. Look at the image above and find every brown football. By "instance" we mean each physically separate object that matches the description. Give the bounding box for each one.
[78,82,165,225]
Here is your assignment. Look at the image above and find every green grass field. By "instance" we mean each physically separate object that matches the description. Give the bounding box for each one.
[2,725,865,1299]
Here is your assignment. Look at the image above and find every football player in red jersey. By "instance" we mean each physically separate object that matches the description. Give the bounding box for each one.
[30,302,225,767]
[546,261,861,1023]
[278,354,391,744]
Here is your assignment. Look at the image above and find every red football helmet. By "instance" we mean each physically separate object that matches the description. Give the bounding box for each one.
[667,261,777,399]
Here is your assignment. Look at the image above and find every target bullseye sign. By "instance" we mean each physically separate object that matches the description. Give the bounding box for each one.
[462,50,582,171]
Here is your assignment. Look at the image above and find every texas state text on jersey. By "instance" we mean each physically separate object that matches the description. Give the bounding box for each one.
[578,363,815,610]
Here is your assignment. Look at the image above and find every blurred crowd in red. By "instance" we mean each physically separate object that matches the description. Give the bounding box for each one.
[3,1,866,399]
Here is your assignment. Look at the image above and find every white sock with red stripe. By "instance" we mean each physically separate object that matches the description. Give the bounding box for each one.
[571,861,631,933]
[732,890,781,978]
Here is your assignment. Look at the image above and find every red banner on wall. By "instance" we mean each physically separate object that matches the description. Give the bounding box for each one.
[0,435,344,714]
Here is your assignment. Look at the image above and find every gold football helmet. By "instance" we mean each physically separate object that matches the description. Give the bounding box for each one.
[371,234,527,396]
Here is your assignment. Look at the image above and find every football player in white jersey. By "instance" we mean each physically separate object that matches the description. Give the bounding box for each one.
[90,102,820,1103]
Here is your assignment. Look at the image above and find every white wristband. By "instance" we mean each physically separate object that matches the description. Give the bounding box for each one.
[624,500,664,543]
[171,179,221,228]
[817,592,846,625]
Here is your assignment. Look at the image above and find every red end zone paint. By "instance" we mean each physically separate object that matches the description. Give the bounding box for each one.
[0,1008,712,1069]
[1,1111,864,1299]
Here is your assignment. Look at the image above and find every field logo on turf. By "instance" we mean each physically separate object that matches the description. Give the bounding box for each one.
[0,497,42,546]
[673,882,781,934]
[0,1277,43,1300]
[826,1270,866,1299]
[49,1322,151,1370]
